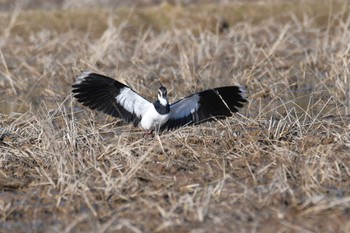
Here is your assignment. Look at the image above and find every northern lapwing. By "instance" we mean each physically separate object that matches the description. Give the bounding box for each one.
[72,72,247,133]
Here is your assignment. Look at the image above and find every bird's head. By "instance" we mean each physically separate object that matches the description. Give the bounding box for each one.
[157,84,168,106]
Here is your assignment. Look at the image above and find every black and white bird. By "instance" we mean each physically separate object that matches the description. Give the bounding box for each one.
[72,72,247,133]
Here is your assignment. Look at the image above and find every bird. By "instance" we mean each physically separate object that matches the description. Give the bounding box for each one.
[72,72,247,133]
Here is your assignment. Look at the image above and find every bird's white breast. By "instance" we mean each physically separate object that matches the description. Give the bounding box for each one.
[139,105,169,131]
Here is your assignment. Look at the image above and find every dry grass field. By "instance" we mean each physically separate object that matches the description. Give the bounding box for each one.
[1,0,350,232]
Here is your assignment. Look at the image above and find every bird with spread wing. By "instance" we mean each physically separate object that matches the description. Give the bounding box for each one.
[72,72,247,133]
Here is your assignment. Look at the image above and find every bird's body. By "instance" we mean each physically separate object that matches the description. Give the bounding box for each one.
[139,103,169,131]
[72,72,247,132]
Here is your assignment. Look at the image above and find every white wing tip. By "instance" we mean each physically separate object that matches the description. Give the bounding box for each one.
[74,71,93,85]
[239,86,248,100]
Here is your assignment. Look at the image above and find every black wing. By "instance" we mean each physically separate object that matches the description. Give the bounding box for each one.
[160,86,247,131]
[72,72,151,126]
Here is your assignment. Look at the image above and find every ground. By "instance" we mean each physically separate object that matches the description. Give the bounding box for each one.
[0,0,350,232]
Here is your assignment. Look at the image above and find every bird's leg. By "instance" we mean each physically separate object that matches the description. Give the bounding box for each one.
[143,130,154,137]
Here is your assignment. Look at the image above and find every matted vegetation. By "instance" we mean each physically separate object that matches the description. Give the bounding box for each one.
[1,0,350,232]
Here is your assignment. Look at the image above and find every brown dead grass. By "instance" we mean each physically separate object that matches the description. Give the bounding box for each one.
[1,0,350,232]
